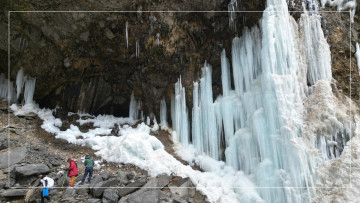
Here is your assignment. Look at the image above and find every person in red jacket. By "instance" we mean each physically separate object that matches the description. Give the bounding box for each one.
[66,158,78,187]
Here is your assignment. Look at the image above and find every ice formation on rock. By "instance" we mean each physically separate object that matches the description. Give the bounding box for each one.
[171,0,355,202]
[320,0,357,23]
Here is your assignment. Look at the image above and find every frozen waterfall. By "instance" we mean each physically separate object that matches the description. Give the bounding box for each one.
[170,0,347,202]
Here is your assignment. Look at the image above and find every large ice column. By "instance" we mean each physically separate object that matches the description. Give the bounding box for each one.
[171,77,190,145]
[160,97,168,126]
[16,68,25,101]
[129,91,138,121]
[24,77,36,104]
[256,1,314,202]
[299,13,332,85]
[192,82,203,152]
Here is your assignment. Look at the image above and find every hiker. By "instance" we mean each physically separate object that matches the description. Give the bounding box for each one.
[66,158,78,187]
[38,174,54,203]
[111,124,120,136]
[81,154,95,184]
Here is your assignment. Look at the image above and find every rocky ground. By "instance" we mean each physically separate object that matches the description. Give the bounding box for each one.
[0,100,208,203]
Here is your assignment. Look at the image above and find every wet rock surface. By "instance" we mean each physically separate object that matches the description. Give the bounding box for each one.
[1,0,265,119]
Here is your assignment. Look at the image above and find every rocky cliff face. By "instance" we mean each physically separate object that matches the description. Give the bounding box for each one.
[1,0,358,118]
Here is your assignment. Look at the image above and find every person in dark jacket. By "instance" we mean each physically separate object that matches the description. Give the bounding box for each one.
[111,124,120,136]
[81,154,95,184]
[66,158,78,187]
[38,174,54,203]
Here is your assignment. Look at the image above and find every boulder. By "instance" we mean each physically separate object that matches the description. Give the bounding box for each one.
[86,199,102,203]
[0,134,8,150]
[168,177,195,200]
[76,187,89,196]
[89,175,103,188]
[126,172,135,180]
[15,164,50,176]
[103,188,119,203]
[119,174,129,186]
[118,177,147,197]
[100,171,110,180]
[3,164,17,174]
[0,146,27,168]
[130,174,171,196]
[92,178,118,197]
[0,189,28,197]
[156,174,171,188]
[127,189,168,203]
[62,187,76,199]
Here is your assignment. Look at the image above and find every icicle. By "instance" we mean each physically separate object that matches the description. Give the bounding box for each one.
[125,21,129,49]
[24,77,36,104]
[356,43,360,76]
[129,91,138,121]
[151,117,159,131]
[146,116,150,126]
[135,39,140,58]
[192,82,202,152]
[160,97,168,126]
[228,0,238,31]
[221,49,231,96]
[16,67,24,101]
[156,33,160,47]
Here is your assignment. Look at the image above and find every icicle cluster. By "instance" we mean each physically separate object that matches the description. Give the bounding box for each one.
[228,0,238,30]
[170,0,350,201]
[0,74,16,102]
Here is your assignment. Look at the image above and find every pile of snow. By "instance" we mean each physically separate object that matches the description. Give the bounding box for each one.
[10,102,266,202]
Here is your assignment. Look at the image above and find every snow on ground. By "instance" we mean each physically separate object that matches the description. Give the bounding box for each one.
[11,103,263,203]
